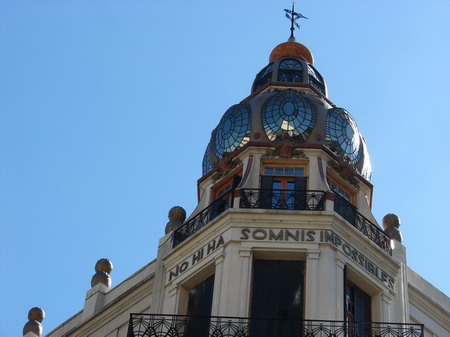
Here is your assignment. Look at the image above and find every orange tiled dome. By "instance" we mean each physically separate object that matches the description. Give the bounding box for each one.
[269,40,314,64]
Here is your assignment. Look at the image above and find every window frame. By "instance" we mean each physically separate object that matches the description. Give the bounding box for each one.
[259,162,309,210]
[250,258,306,333]
[262,161,308,178]
[326,172,357,205]
[177,264,216,316]
[211,168,243,201]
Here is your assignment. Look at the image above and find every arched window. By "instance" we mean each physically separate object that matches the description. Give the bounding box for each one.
[307,64,325,95]
[252,63,274,92]
[278,58,303,83]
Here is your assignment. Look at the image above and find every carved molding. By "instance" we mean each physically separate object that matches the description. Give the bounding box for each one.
[212,152,242,182]
[262,136,307,159]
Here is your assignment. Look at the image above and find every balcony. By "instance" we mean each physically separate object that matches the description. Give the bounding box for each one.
[173,189,325,248]
[173,189,234,247]
[333,195,392,255]
[127,314,423,337]
[173,189,391,255]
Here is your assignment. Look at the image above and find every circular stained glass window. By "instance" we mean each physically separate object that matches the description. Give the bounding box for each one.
[214,104,251,157]
[326,108,362,163]
[262,90,315,141]
[202,144,212,175]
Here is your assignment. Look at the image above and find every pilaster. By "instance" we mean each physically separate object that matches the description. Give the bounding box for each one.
[237,248,253,317]
[211,253,225,316]
[335,254,346,321]
[304,249,320,319]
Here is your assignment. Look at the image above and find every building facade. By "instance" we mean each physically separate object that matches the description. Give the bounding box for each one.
[25,14,449,337]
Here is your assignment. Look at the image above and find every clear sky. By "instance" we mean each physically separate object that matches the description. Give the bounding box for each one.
[1,1,449,336]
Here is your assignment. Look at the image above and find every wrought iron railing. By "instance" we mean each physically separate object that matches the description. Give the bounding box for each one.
[173,190,234,247]
[172,189,390,254]
[127,314,424,337]
[239,189,326,211]
[334,194,392,255]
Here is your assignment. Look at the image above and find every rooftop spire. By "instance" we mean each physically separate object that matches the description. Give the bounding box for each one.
[284,2,308,40]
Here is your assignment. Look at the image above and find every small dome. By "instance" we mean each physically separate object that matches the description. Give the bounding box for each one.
[270,39,314,64]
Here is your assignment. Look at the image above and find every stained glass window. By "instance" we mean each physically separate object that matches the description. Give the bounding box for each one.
[326,108,362,163]
[213,104,251,157]
[202,144,213,175]
[278,58,303,83]
[252,63,274,92]
[262,90,315,141]
[307,64,325,95]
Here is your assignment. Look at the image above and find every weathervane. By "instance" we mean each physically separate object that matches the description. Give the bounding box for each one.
[284,2,308,39]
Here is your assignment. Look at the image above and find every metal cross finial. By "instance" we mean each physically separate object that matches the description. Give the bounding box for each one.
[284,2,308,39]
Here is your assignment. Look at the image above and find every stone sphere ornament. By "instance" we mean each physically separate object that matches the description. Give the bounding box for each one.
[95,258,113,274]
[382,213,400,229]
[165,206,186,234]
[91,258,113,288]
[382,213,403,242]
[23,307,45,336]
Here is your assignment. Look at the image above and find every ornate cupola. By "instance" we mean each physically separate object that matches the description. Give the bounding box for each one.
[201,10,372,192]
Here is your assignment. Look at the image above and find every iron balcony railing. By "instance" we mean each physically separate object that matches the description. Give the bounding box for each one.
[334,194,392,255]
[173,189,391,255]
[127,314,424,337]
[173,189,325,247]
[239,189,325,211]
[173,189,234,247]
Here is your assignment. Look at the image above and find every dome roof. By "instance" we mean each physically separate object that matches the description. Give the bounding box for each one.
[270,38,314,64]
[202,41,372,181]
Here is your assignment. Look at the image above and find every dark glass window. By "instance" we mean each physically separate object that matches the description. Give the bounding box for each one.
[307,64,326,95]
[278,59,303,83]
[251,260,304,337]
[262,90,315,141]
[252,63,274,92]
[325,108,362,163]
[202,144,212,175]
[213,104,251,158]
[186,275,215,337]
[346,282,371,337]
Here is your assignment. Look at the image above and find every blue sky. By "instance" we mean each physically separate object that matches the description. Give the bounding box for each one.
[1,1,449,335]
